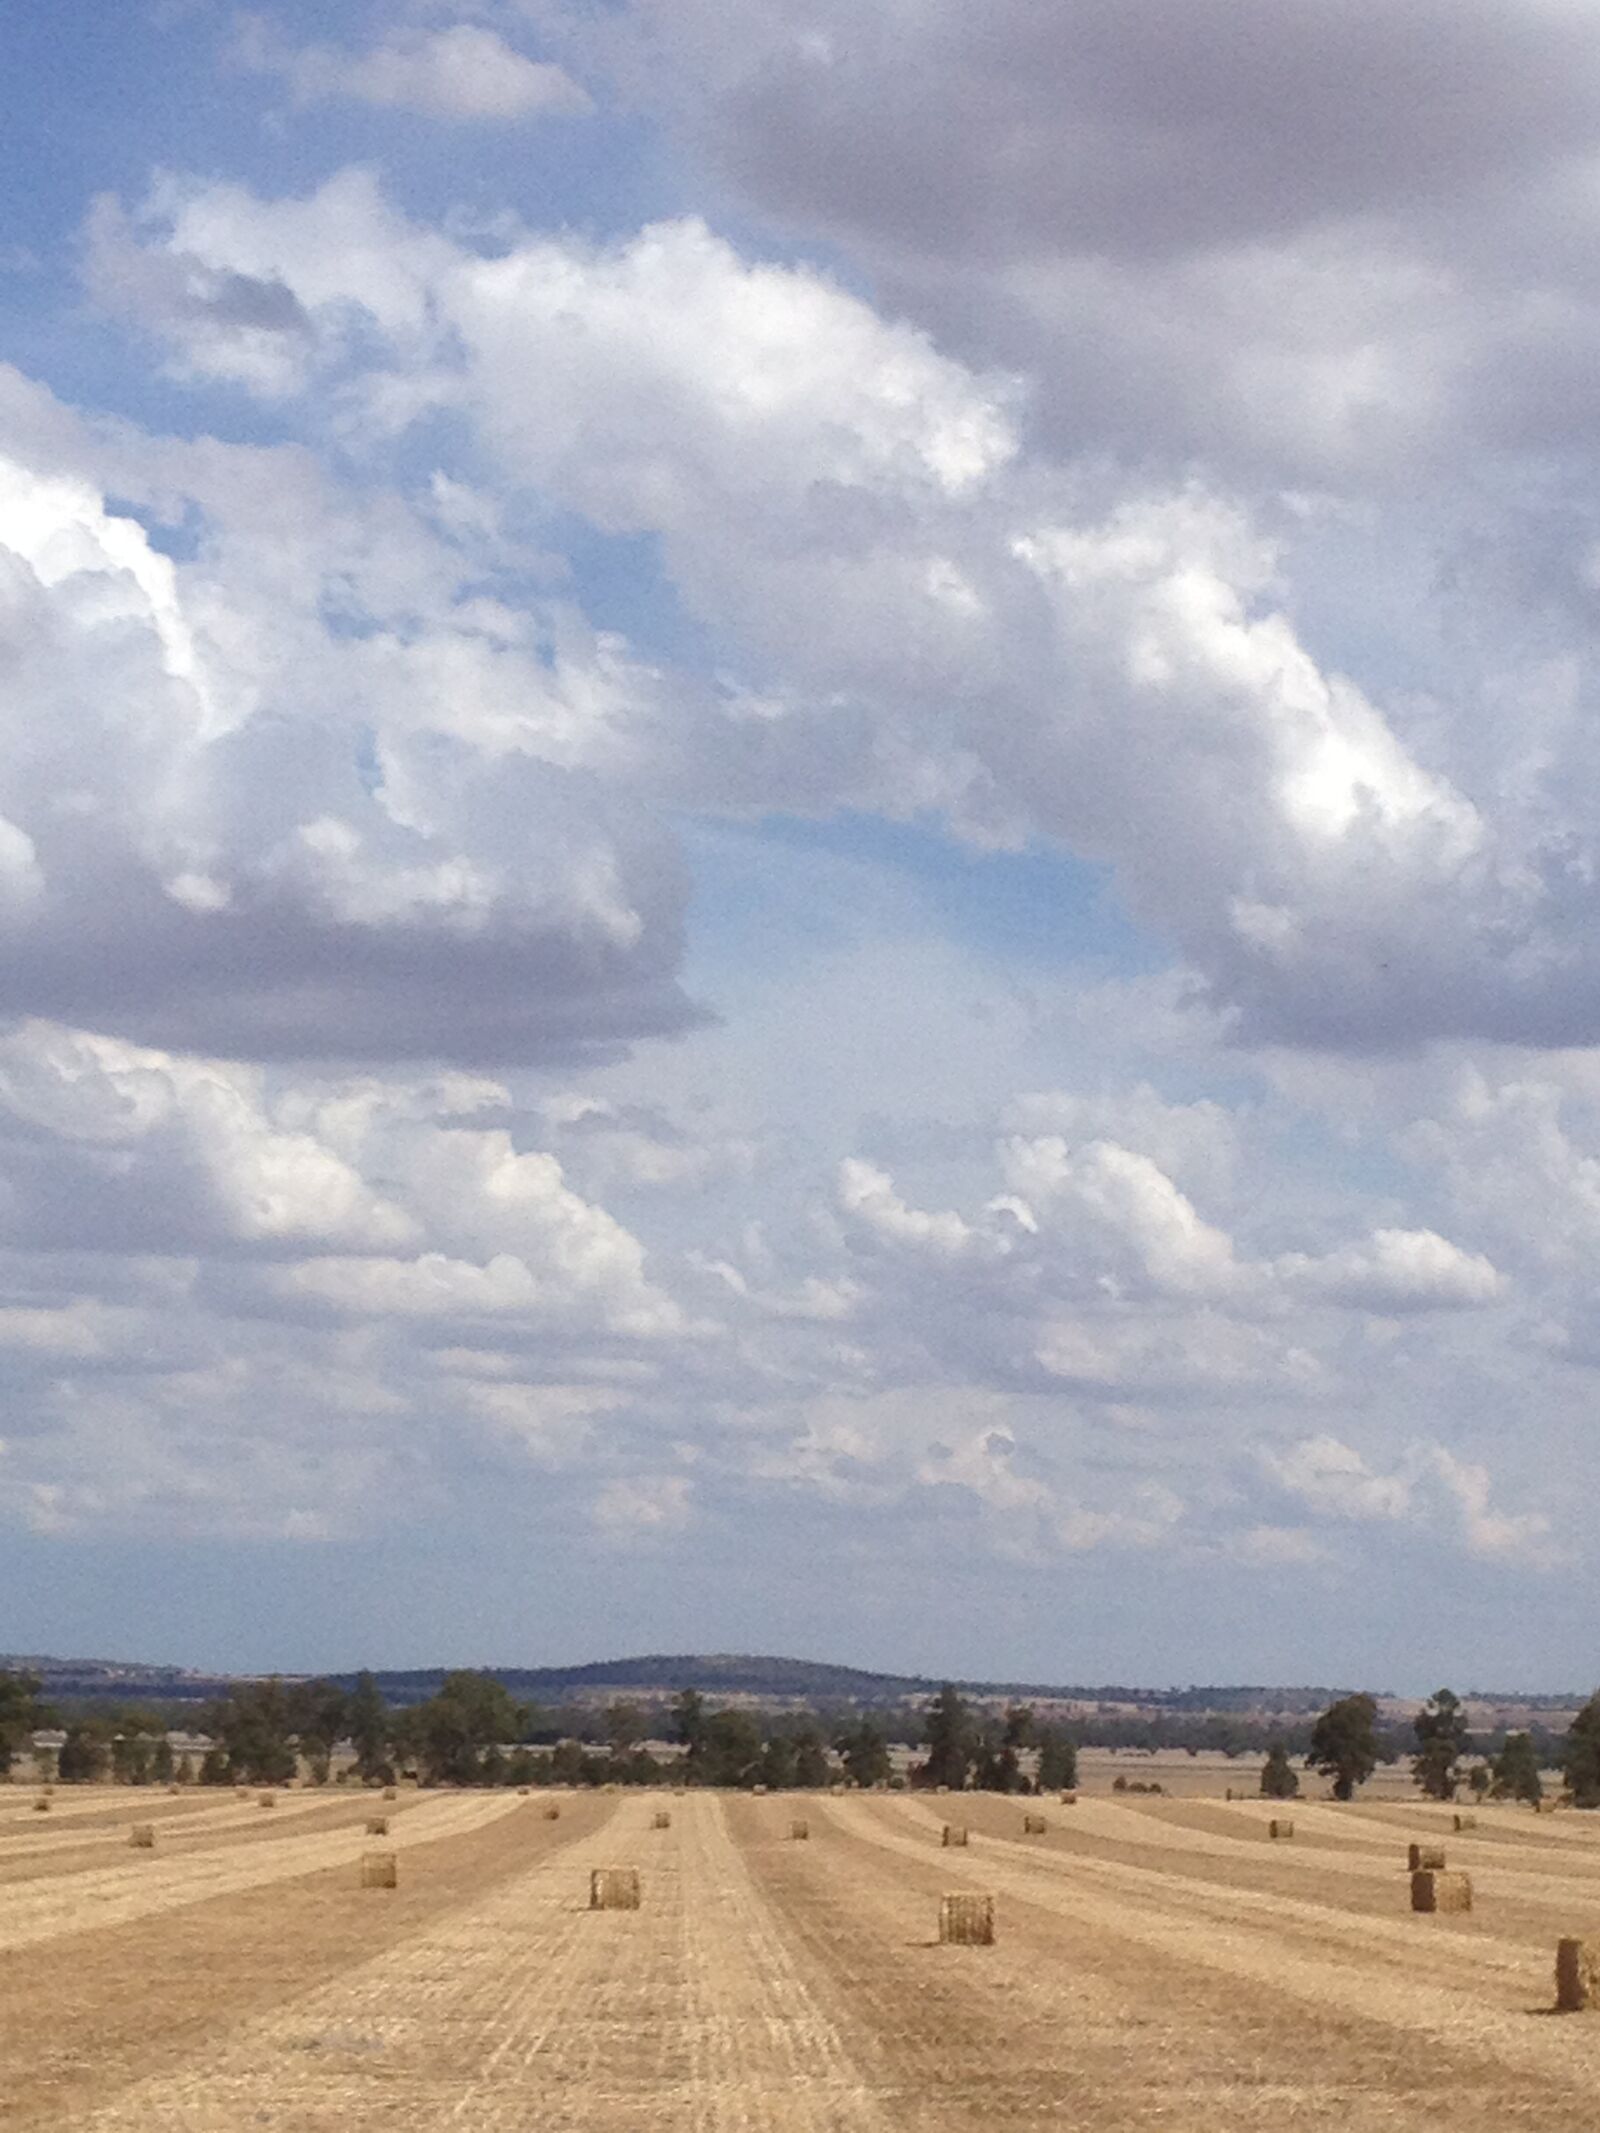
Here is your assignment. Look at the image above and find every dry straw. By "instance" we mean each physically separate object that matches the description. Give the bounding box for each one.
[939,1892,995,1946]
[365,1816,390,1836]
[543,1803,561,1820]
[590,1867,641,1910]
[1453,1812,1477,1832]
[1557,1937,1600,2012]
[129,1825,155,1849]
[942,1824,969,1848]
[258,1794,276,1809]
[360,1851,398,1890]
[652,1810,672,1830]
[790,1819,810,1840]
[1023,1813,1047,1835]
[1408,1843,1447,1872]
[1269,1820,1295,1839]
[1411,1869,1472,1913]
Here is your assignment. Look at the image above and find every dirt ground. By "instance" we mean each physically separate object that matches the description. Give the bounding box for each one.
[6,1784,1600,2127]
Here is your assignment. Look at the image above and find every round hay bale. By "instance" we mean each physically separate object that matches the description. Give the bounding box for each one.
[652,1810,672,1830]
[941,1824,969,1848]
[543,1803,561,1820]
[360,1851,398,1890]
[939,1892,995,1945]
[1411,1868,1472,1913]
[1557,1937,1600,2012]
[1408,1843,1447,1872]
[1269,1819,1295,1840]
[1022,1813,1047,1835]
[590,1866,641,1910]
[365,1816,390,1836]
[129,1824,156,1850]
[790,1818,810,1840]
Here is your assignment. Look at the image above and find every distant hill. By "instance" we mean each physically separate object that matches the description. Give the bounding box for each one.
[4,1648,1582,1722]
[6,1647,1369,1715]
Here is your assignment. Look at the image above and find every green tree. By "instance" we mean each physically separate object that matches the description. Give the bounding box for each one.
[975,1705,1033,1792]
[835,1717,891,1790]
[1035,1726,1078,1792]
[347,1672,392,1784]
[57,1724,108,1783]
[410,1673,527,1786]
[287,1680,348,1785]
[791,1723,832,1789]
[202,1680,298,1784]
[151,1735,175,1784]
[760,1733,798,1790]
[921,1685,977,1790]
[1564,1693,1600,1807]
[1260,1742,1299,1799]
[111,1731,154,1785]
[0,1671,43,1777]
[701,1709,765,1788]
[1493,1731,1543,1805]
[1307,1693,1380,1800]
[672,1689,707,1780]
[1412,1688,1470,1801]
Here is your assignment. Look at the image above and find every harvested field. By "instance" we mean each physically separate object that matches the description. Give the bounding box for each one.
[8,1789,1600,2127]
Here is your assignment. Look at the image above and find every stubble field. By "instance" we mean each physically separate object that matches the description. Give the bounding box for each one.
[7,1781,1600,2128]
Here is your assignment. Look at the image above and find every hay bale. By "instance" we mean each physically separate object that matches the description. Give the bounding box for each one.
[360,1851,398,1890]
[790,1819,810,1840]
[129,1824,156,1849]
[1557,1937,1600,2012]
[652,1810,671,1830]
[935,1785,950,1796]
[258,1793,276,1809]
[543,1803,561,1821]
[941,1824,969,1848]
[753,1784,768,1796]
[365,1816,390,1836]
[1411,1869,1472,1913]
[939,1892,995,1946]
[590,1867,641,1910]
[1269,1819,1295,1839]
[1060,1791,1077,1805]
[1225,1787,1235,1802]
[166,1785,180,1796]
[1408,1843,1447,1872]
[1453,1812,1477,1832]
[382,1787,397,1802]
[1023,1813,1047,1835]
[1537,1799,1558,1814]
[517,1786,531,1797]
[31,1798,49,1813]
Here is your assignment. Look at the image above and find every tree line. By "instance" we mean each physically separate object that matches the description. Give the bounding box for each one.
[8,1664,1598,1804]
[1257,1687,1589,1805]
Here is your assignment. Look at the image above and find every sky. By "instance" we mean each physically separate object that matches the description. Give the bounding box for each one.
[2,2,1599,1691]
